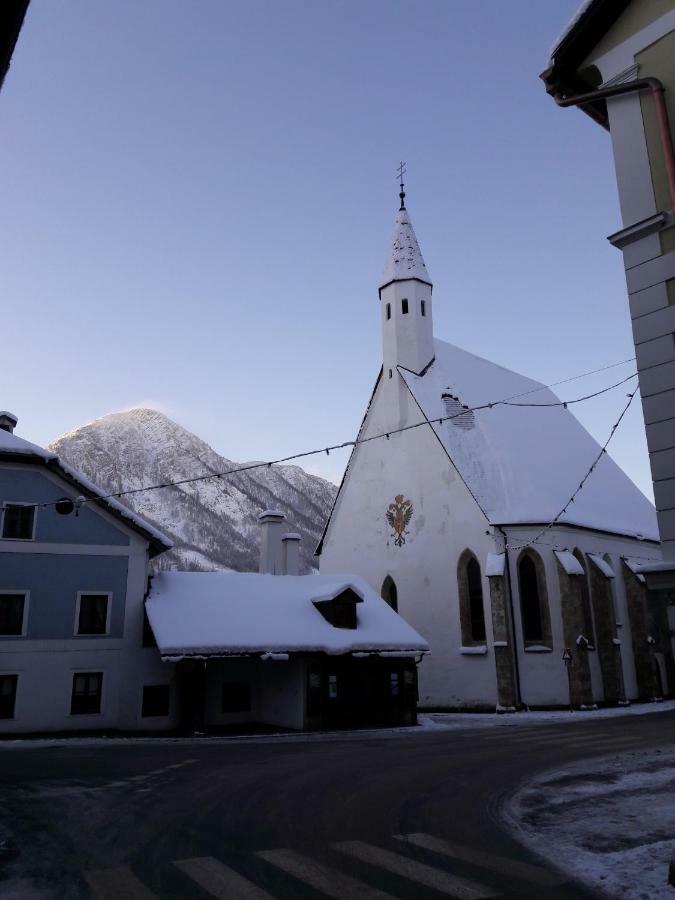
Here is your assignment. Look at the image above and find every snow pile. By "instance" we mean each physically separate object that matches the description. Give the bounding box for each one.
[507,748,675,900]
[146,570,430,658]
[400,339,659,541]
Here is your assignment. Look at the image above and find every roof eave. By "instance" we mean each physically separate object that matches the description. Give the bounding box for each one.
[541,0,633,130]
[378,276,433,298]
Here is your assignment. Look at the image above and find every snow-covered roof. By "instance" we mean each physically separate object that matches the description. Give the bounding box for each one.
[549,0,596,59]
[485,552,505,577]
[0,425,171,552]
[146,571,430,659]
[554,550,585,576]
[399,339,659,542]
[587,553,615,578]
[380,207,432,289]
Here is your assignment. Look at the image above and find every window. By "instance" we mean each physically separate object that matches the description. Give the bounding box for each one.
[222,681,251,713]
[142,609,156,648]
[328,674,338,699]
[573,549,596,647]
[457,552,486,645]
[421,300,426,317]
[381,575,398,612]
[71,672,102,715]
[386,302,391,320]
[401,298,409,315]
[1,504,35,540]
[142,685,170,717]
[388,368,392,379]
[0,675,18,719]
[467,558,486,642]
[390,672,400,696]
[518,551,551,646]
[76,593,110,635]
[0,593,27,636]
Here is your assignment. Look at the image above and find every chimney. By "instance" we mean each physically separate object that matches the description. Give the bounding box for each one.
[258,510,285,574]
[0,412,18,434]
[281,533,301,576]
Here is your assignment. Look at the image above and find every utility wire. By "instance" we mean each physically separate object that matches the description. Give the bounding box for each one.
[505,387,640,552]
[33,367,639,512]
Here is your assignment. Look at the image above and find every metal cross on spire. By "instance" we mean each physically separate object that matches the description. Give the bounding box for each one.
[397,161,406,210]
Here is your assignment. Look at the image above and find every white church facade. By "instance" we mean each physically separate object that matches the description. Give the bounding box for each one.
[317,191,672,710]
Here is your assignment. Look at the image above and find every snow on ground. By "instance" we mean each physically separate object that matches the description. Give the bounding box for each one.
[424,699,675,730]
[505,747,675,900]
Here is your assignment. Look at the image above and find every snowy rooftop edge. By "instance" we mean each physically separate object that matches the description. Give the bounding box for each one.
[146,571,430,658]
[0,426,171,549]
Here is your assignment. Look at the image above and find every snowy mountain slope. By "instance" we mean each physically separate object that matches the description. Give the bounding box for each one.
[49,408,337,573]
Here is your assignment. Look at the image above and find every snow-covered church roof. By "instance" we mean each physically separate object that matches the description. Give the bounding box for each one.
[380,207,432,289]
[400,339,658,542]
[147,571,430,659]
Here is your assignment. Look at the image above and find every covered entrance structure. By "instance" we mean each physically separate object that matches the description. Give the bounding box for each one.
[146,570,428,733]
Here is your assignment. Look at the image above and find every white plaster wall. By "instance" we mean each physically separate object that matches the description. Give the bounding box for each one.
[381,280,434,376]
[257,660,306,729]
[321,372,500,708]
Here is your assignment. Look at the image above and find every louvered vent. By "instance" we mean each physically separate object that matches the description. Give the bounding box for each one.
[442,394,475,430]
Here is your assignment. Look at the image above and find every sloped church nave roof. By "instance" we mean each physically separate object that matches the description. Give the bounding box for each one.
[401,339,658,542]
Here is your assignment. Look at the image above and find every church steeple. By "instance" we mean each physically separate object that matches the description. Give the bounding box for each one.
[379,178,434,376]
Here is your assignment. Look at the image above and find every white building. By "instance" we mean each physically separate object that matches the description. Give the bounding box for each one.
[147,512,429,732]
[318,194,669,710]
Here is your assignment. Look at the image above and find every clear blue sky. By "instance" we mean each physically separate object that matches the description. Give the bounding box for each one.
[1,0,652,499]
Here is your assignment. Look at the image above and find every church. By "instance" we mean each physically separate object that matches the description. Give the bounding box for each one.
[317,184,671,711]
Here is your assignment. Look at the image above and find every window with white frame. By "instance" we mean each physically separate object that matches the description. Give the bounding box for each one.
[1,504,36,540]
[71,672,102,715]
[0,592,27,636]
[75,593,110,636]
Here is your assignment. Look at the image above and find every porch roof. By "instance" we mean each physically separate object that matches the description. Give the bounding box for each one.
[146,571,430,660]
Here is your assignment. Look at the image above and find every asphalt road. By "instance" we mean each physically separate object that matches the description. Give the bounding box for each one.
[1,710,674,900]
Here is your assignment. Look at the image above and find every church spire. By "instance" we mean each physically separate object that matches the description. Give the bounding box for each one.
[379,205,432,291]
[378,172,435,376]
[380,163,432,291]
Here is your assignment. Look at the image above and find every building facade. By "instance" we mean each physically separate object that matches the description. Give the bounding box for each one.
[318,197,671,709]
[542,0,675,557]
[0,414,174,733]
[541,0,675,683]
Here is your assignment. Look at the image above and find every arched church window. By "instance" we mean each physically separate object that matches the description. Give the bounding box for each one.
[386,302,391,320]
[457,550,486,645]
[573,549,596,647]
[517,550,552,646]
[421,300,426,317]
[401,298,409,315]
[381,575,398,612]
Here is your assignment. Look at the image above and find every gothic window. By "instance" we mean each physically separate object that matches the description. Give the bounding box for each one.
[457,550,486,644]
[386,302,391,320]
[421,300,426,317]
[381,575,398,612]
[401,298,408,315]
[517,550,552,646]
[573,549,596,647]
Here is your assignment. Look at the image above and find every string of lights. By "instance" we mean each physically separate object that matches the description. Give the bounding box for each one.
[34,366,639,514]
[504,387,640,552]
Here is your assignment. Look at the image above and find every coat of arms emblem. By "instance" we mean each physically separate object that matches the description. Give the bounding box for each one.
[386,495,413,547]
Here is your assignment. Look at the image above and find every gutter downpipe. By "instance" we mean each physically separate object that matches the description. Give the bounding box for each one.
[497,525,523,710]
[553,77,675,211]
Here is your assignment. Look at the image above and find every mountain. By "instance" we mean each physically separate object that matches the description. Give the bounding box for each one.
[49,408,337,573]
